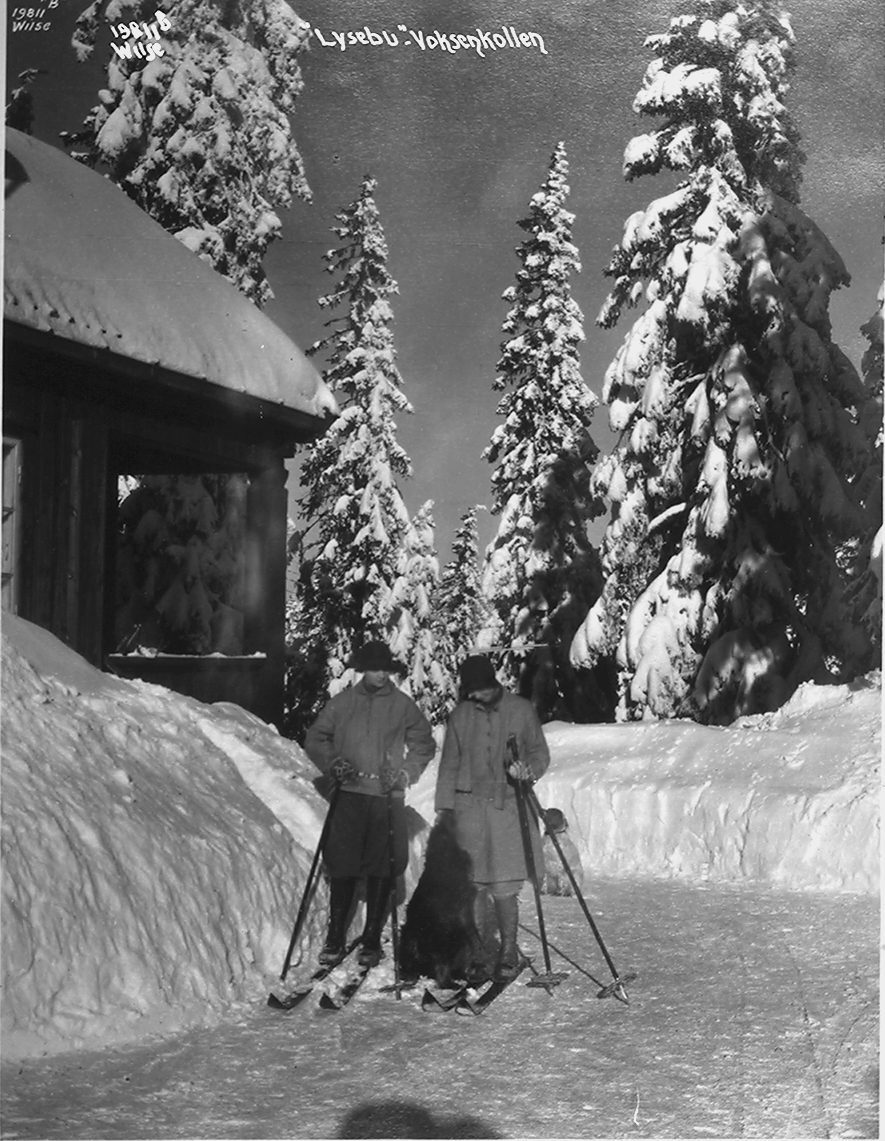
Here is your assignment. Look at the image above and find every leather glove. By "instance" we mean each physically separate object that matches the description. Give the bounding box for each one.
[380,766,410,793]
[506,758,534,782]
[504,734,532,782]
[330,757,356,784]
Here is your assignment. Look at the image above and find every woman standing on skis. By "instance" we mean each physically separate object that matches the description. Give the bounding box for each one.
[435,654,549,980]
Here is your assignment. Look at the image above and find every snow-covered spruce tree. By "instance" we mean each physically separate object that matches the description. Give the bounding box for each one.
[283,543,337,738]
[480,142,604,721]
[62,0,311,306]
[570,0,875,723]
[430,507,491,718]
[390,501,451,723]
[286,178,434,734]
[844,280,884,656]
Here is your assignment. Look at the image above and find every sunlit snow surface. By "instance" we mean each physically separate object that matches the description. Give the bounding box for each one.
[1,615,879,1068]
[1,616,328,1060]
[2,887,878,1140]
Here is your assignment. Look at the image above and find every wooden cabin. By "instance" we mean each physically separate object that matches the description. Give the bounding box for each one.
[3,129,335,727]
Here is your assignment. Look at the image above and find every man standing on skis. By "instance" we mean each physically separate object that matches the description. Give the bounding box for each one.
[304,641,435,969]
[435,654,550,980]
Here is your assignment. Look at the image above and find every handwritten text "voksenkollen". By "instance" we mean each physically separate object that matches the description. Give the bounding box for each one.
[313,25,549,57]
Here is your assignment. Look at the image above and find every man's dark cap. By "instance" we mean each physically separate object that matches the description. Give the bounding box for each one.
[349,641,405,674]
[459,654,498,693]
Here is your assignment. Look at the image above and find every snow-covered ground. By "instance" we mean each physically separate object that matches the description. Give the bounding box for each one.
[1,615,879,1064]
[2,886,879,1139]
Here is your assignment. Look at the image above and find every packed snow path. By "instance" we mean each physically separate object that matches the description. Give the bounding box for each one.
[2,884,877,1140]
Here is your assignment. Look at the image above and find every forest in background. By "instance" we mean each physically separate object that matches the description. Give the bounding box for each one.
[7,0,881,736]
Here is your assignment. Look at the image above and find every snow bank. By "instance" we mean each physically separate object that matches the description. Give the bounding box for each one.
[536,678,880,893]
[409,677,880,895]
[1,616,329,1061]
[2,614,878,1062]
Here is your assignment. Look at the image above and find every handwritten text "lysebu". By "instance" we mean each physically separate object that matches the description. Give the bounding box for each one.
[313,25,549,57]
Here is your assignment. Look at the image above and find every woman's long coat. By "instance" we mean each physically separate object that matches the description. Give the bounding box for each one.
[435,689,550,886]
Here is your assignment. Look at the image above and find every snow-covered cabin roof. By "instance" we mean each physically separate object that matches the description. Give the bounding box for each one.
[4,129,336,426]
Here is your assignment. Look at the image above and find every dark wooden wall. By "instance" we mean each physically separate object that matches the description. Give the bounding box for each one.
[2,329,322,728]
[2,386,108,661]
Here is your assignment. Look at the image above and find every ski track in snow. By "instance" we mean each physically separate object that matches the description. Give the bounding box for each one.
[1,885,877,1140]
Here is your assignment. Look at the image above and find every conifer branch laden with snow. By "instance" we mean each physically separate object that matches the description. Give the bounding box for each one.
[63,0,312,306]
[479,142,603,720]
[429,507,492,718]
[286,178,446,731]
[844,279,884,654]
[391,500,450,720]
[570,0,877,723]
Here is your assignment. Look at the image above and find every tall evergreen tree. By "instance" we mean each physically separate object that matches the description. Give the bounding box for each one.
[63,0,311,305]
[287,178,428,732]
[431,507,490,718]
[570,0,875,722]
[438,508,487,657]
[391,500,449,720]
[480,142,603,718]
[845,280,883,656]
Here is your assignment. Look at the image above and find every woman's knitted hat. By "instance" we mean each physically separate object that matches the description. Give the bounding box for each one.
[458,654,499,693]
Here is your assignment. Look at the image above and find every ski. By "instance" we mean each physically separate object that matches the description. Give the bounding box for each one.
[421,984,472,1012]
[267,938,361,1011]
[455,960,530,1015]
[420,969,493,1012]
[318,958,375,1010]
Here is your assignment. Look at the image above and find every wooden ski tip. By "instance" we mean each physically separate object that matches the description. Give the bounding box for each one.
[267,991,302,1010]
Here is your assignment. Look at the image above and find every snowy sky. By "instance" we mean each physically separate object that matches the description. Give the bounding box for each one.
[7,0,884,560]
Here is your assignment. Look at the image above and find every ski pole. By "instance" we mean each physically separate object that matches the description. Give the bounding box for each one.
[524,783,634,1004]
[506,736,565,991]
[278,781,341,983]
[384,786,403,1000]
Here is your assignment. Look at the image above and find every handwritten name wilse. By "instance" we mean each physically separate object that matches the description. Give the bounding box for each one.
[110,9,171,60]
[11,2,59,33]
[313,24,549,57]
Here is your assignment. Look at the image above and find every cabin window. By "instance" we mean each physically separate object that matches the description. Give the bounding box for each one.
[2,438,22,613]
[114,473,248,655]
